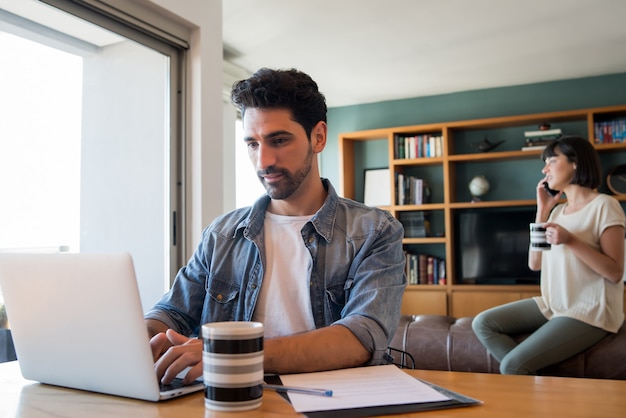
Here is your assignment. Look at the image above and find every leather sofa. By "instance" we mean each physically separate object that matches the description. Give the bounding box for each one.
[389,314,626,380]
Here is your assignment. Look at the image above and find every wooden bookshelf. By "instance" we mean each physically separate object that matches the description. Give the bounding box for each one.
[339,105,626,317]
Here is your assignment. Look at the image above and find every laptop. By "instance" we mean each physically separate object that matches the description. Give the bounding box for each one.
[0,252,204,401]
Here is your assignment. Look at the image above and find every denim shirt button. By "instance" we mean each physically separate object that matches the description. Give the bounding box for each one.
[216,294,223,301]
[308,236,314,244]
[251,284,257,289]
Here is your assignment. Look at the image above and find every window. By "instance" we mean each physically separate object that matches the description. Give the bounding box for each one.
[0,0,185,311]
[0,31,82,252]
[235,119,266,208]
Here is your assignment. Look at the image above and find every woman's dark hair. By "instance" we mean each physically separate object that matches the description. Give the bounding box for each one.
[541,135,602,189]
[230,68,327,139]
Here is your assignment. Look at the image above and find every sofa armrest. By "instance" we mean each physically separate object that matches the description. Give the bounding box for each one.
[389,315,497,373]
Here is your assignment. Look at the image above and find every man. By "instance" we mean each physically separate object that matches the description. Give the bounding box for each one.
[145,68,406,385]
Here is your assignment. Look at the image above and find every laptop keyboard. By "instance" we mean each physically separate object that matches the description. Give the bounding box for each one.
[160,377,188,392]
[159,377,202,392]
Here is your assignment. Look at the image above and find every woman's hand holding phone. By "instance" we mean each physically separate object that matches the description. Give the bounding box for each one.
[536,178,561,220]
[543,181,560,197]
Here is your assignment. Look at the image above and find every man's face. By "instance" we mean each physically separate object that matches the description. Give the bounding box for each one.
[242,108,315,200]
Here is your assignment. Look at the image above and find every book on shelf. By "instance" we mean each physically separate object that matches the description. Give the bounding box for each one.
[404,252,445,285]
[524,133,561,142]
[396,175,431,205]
[406,253,418,285]
[427,256,434,284]
[396,173,404,206]
[525,137,558,144]
[435,256,446,284]
[418,254,428,284]
[394,134,443,159]
[523,128,562,138]
[398,211,429,238]
[594,119,626,144]
[521,144,548,151]
[521,134,560,151]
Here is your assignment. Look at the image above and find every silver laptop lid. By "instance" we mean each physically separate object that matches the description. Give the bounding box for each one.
[0,252,165,401]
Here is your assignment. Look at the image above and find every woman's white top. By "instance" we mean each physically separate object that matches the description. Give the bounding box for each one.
[534,194,625,332]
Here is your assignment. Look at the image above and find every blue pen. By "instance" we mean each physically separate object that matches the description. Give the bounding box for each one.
[263,384,333,397]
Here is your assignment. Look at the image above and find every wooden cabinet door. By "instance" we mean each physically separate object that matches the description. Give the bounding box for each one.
[450,291,539,318]
[401,288,447,315]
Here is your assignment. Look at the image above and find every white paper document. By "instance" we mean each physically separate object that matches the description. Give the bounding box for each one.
[280,364,450,413]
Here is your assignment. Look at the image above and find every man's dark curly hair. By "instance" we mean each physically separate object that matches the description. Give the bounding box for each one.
[231,68,327,139]
[541,135,602,189]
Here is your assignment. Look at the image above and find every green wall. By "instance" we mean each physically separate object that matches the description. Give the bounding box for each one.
[323,72,626,189]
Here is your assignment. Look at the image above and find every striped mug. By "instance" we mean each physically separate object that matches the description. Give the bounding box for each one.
[530,223,551,251]
[202,321,264,411]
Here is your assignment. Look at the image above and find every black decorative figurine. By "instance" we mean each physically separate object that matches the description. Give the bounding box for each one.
[472,137,505,152]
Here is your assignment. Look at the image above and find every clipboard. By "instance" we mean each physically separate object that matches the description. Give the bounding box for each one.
[266,368,482,418]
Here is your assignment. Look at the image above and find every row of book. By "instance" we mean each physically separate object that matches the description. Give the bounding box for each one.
[594,119,626,144]
[521,128,562,151]
[405,252,446,285]
[396,174,431,206]
[394,134,443,159]
[397,211,430,238]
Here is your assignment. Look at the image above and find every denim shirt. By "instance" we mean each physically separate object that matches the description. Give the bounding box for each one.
[145,179,407,365]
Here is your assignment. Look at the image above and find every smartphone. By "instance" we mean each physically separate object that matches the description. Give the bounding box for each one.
[543,182,560,197]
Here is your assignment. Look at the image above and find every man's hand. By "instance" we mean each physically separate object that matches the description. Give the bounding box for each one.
[150,329,203,385]
[149,332,171,361]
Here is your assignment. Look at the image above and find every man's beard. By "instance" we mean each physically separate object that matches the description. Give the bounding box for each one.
[257,147,313,200]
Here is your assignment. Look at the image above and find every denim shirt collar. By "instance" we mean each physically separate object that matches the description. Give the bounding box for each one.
[235,178,337,243]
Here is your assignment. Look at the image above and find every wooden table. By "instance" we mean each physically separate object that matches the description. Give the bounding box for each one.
[1,360,624,417]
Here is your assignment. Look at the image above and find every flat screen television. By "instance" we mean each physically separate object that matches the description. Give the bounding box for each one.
[454,208,540,284]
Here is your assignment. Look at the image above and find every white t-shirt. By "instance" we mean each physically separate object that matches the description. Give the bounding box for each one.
[253,212,316,338]
[534,194,625,332]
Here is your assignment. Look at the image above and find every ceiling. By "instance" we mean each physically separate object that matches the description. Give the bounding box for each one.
[3,1,626,109]
[223,0,626,108]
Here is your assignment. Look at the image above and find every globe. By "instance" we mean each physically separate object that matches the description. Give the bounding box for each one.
[469,175,490,200]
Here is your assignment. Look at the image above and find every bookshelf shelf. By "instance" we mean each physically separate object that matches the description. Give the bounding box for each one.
[447,150,543,162]
[402,237,446,245]
[448,199,537,209]
[394,203,446,211]
[596,142,626,151]
[339,105,626,316]
[393,157,444,166]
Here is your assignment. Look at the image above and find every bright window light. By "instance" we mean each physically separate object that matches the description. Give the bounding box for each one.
[0,32,81,252]
[235,119,266,208]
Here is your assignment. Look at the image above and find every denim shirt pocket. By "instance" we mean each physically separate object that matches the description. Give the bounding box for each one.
[325,278,353,320]
[205,274,240,321]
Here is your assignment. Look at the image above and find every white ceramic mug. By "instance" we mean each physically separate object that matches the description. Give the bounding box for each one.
[529,223,551,251]
[202,321,264,411]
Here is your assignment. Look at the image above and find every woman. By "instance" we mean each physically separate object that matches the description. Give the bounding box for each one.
[472,135,625,375]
